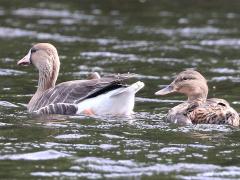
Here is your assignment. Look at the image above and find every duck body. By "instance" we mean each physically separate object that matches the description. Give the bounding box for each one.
[17,43,144,116]
[155,70,239,126]
[166,98,239,126]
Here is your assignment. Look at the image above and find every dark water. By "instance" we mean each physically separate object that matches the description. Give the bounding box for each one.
[0,0,240,179]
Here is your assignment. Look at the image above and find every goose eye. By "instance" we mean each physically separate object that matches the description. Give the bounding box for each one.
[182,77,188,81]
[218,102,226,107]
[31,48,37,53]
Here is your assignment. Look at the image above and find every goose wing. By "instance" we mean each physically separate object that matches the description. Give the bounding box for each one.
[31,74,133,112]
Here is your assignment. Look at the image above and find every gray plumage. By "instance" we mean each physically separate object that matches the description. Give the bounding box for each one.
[30,74,132,114]
[17,43,142,116]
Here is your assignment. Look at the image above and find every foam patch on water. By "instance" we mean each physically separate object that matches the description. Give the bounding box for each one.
[0,150,71,160]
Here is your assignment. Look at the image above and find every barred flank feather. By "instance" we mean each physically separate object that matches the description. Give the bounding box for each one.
[34,103,78,115]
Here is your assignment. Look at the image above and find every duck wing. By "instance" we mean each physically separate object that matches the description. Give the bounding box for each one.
[31,74,133,113]
[166,102,193,125]
[188,98,239,126]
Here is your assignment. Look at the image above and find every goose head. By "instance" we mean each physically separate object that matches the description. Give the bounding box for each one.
[17,43,60,91]
[155,70,208,102]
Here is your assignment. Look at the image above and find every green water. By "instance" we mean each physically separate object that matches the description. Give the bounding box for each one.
[0,0,240,179]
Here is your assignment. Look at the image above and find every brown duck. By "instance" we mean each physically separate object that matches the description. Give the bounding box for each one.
[155,70,239,126]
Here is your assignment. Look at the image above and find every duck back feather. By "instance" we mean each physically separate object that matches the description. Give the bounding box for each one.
[167,98,239,126]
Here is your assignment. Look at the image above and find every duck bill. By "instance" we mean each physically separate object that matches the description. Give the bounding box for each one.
[155,85,175,95]
[17,50,31,66]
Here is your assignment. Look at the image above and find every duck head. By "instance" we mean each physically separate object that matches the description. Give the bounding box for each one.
[155,70,208,102]
[17,43,60,91]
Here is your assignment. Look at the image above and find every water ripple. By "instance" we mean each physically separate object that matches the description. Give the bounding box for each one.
[0,150,71,160]
[55,134,90,140]
[0,27,117,45]
[31,172,102,179]
[80,51,138,61]
[201,39,240,47]
[211,76,240,82]
[210,68,239,74]
[0,101,18,108]
[101,133,125,139]
[131,26,233,37]
[13,8,95,20]
[72,157,231,179]
[159,147,186,154]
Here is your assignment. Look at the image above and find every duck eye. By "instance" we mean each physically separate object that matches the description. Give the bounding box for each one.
[31,48,37,53]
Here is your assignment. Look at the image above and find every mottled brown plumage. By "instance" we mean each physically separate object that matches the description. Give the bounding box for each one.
[155,70,239,126]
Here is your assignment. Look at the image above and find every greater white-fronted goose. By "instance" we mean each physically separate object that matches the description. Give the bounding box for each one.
[155,70,239,126]
[17,43,144,115]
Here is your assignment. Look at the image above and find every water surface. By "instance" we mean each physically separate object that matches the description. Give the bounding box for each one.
[0,0,240,179]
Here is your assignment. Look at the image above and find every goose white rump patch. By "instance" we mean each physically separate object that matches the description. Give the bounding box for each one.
[76,81,144,115]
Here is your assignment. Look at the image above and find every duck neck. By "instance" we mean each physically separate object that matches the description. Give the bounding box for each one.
[188,94,207,104]
[187,86,208,104]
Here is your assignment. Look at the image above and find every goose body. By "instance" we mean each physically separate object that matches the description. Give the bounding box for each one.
[17,43,144,116]
[155,70,239,126]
